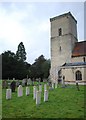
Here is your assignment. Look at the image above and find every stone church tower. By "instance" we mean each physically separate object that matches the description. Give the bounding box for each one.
[50,12,78,82]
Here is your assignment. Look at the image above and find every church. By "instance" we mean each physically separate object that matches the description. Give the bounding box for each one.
[50,12,86,85]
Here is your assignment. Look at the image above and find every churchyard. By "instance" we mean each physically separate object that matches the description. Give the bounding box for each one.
[2,79,85,119]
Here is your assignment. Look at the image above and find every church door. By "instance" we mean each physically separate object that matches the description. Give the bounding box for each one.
[58,70,62,83]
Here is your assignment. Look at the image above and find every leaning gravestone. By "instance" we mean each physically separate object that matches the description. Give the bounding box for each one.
[44,90,48,102]
[26,87,30,96]
[18,85,23,97]
[6,89,11,100]
[10,80,16,92]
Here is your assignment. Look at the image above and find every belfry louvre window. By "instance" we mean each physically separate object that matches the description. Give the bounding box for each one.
[58,28,62,36]
[75,71,82,80]
[59,46,61,52]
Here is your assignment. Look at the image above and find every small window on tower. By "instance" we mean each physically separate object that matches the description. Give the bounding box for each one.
[58,28,62,36]
[59,46,61,52]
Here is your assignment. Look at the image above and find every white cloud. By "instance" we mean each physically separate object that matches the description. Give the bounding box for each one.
[0,2,84,64]
[0,3,32,52]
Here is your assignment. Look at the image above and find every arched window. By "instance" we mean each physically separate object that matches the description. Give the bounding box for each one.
[58,28,62,36]
[75,71,82,80]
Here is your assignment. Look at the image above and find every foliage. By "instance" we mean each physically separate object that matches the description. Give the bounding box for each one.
[2,84,85,118]
[29,55,50,80]
[16,42,26,62]
[2,42,51,80]
[2,50,31,79]
[42,59,51,78]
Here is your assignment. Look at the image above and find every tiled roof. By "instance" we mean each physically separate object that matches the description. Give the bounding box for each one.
[72,41,86,57]
[62,62,86,67]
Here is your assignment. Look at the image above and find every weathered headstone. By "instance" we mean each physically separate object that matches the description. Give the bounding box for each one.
[33,86,37,100]
[44,84,47,91]
[10,80,16,92]
[44,90,48,102]
[18,85,23,97]
[27,78,31,86]
[36,91,41,105]
[38,78,41,83]
[16,80,20,87]
[32,78,35,86]
[22,79,27,87]
[13,78,15,81]
[43,79,47,82]
[6,89,11,100]
[39,84,42,92]
[26,87,30,96]
[52,82,54,89]
[55,82,58,88]
[2,80,8,89]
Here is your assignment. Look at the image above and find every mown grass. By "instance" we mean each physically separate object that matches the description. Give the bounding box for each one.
[2,83,85,119]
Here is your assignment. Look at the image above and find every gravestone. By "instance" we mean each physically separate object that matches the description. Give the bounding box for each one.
[13,78,15,80]
[18,85,23,97]
[52,82,54,89]
[26,87,30,96]
[43,79,47,82]
[16,80,20,87]
[55,82,58,88]
[8,82,11,88]
[2,80,8,89]
[38,78,41,83]
[39,84,42,92]
[27,78,31,86]
[44,90,48,102]
[10,80,16,92]
[33,86,37,100]
[44,84,47,91]
[36,91,41,105]
[22,79,27,87]
[32,78,35,86]
[6,89,11,100]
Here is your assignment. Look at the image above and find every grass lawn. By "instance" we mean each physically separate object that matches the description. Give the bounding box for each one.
[2,83,85,119]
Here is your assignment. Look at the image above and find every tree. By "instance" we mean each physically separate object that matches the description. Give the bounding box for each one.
[2,50,30,79]
[2,51,17,79]
[16,42,26,62]
[42,59,51,78]
[29,55,51,81]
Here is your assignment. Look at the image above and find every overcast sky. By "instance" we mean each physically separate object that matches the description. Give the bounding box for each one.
[0,2,84,64]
